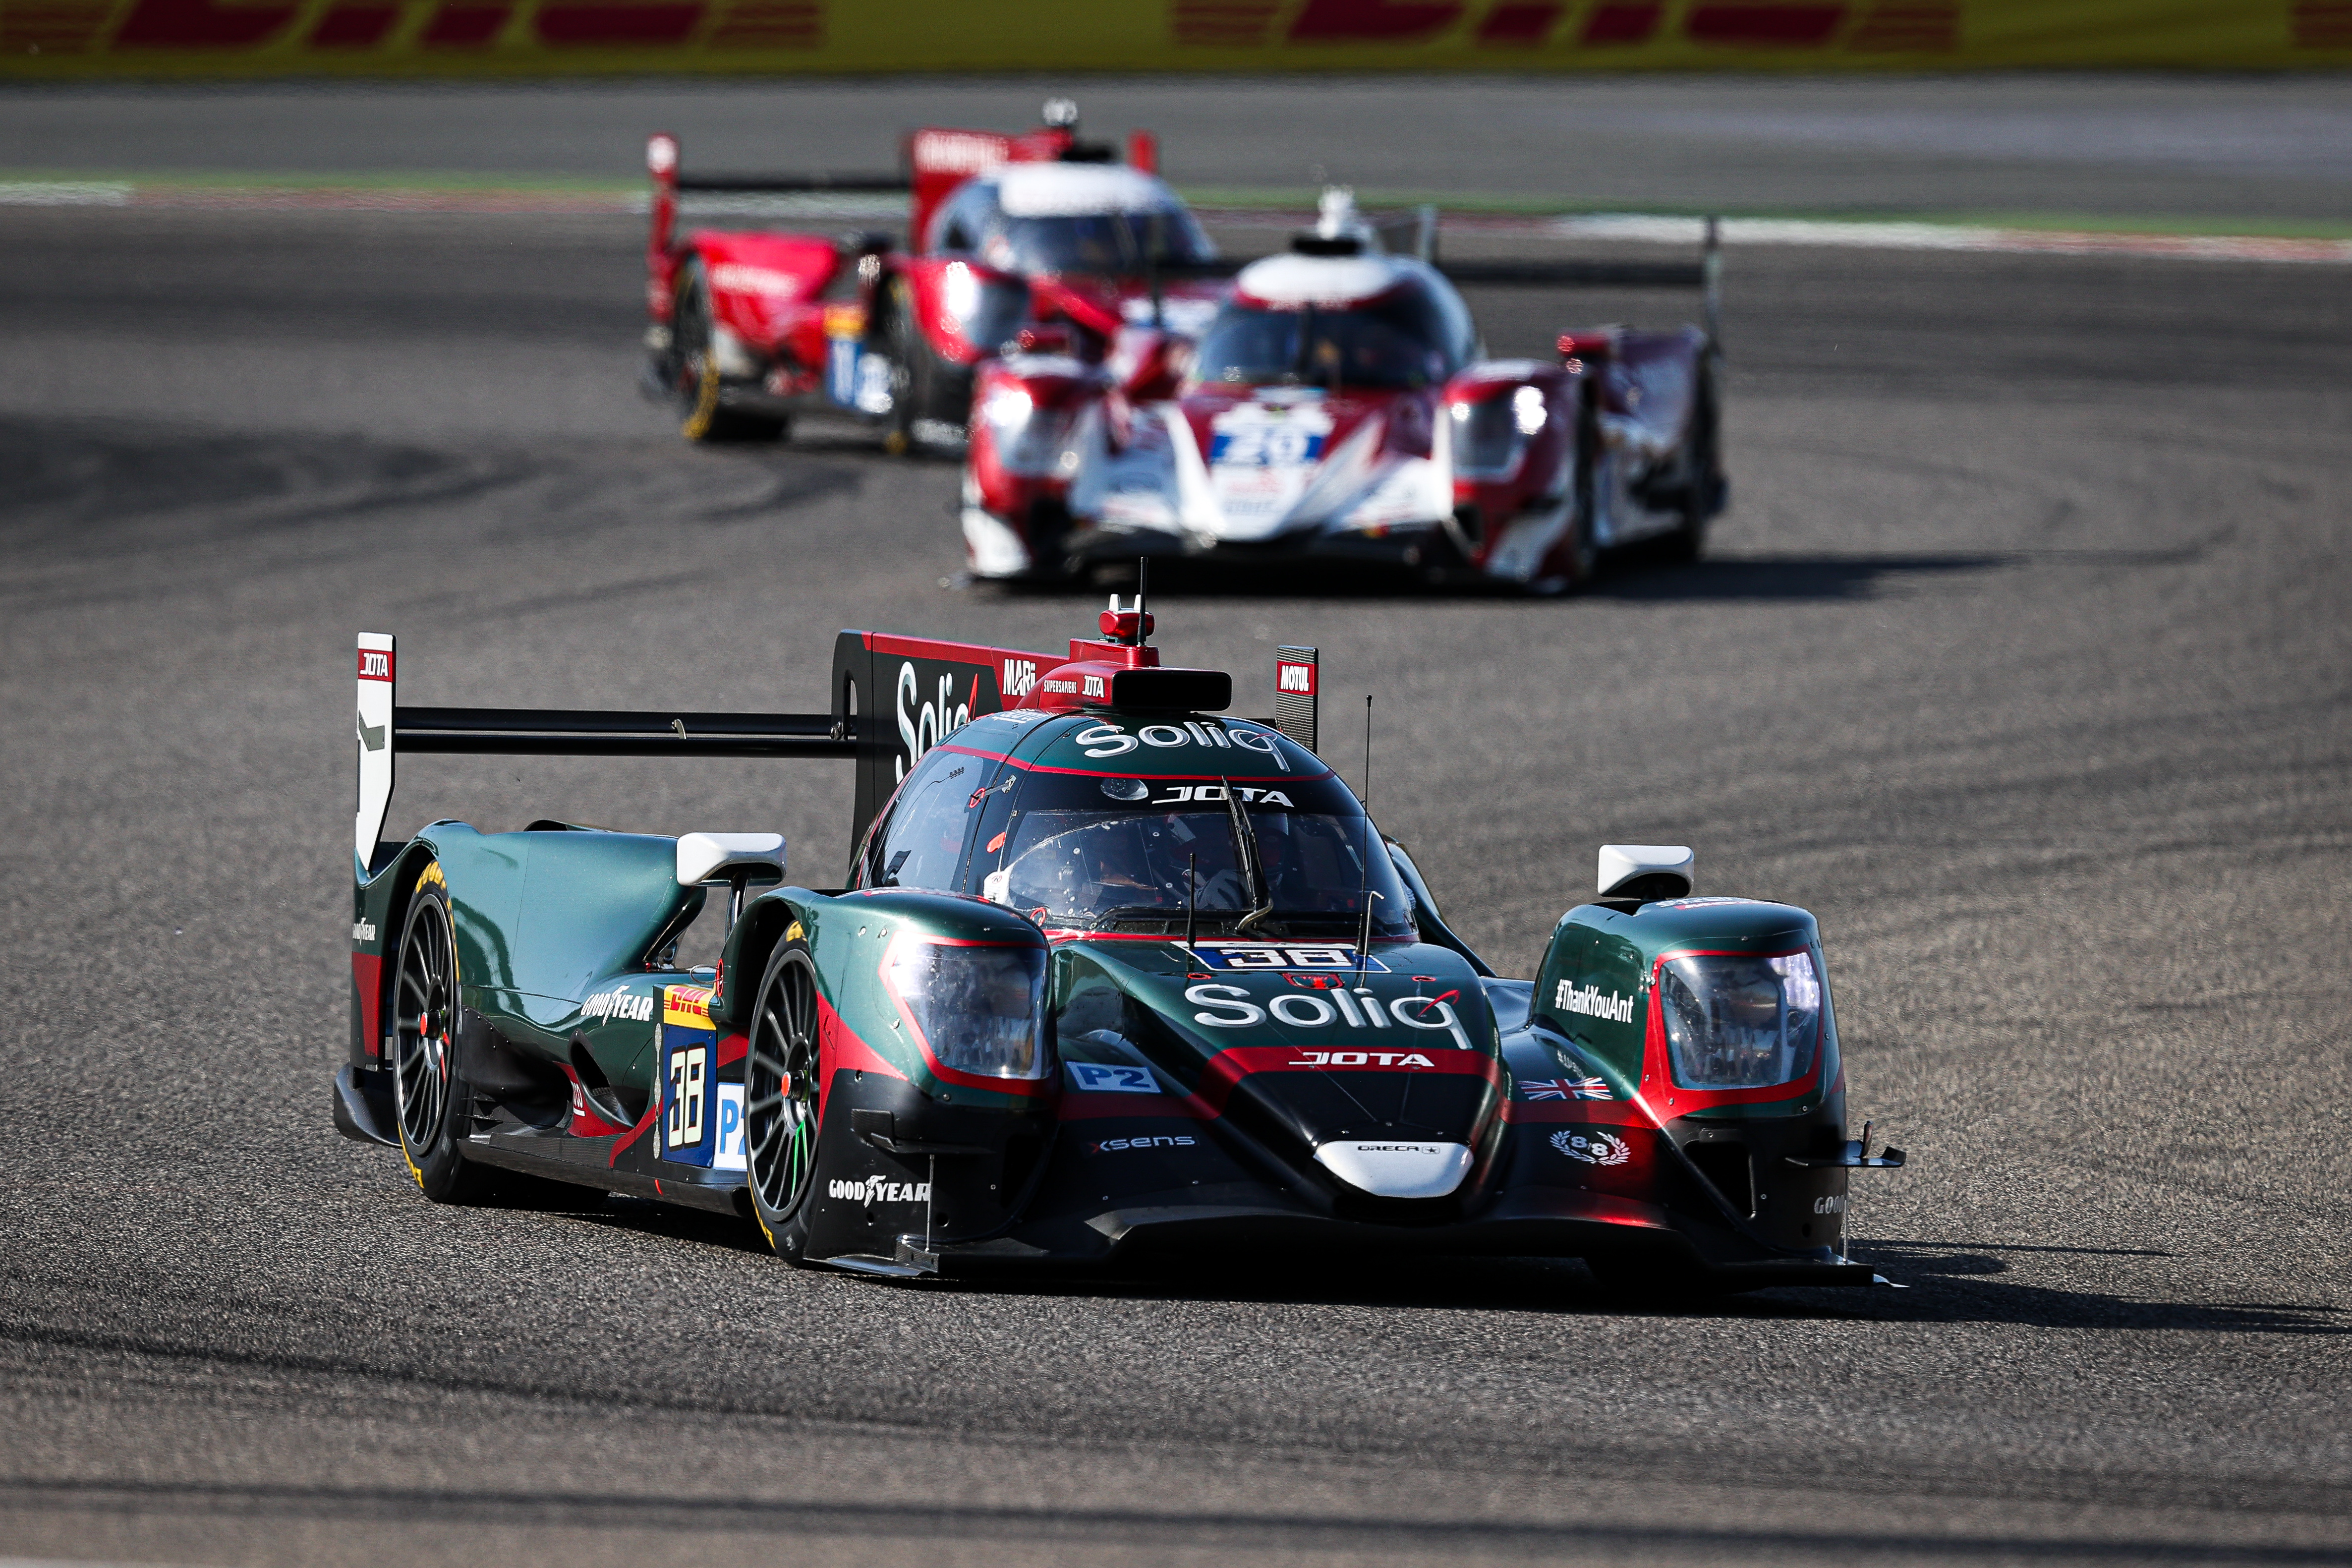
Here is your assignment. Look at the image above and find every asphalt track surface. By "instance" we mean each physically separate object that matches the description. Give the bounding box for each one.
[3,82,2352,1568]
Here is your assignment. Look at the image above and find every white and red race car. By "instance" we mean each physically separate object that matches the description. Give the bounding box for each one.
[642,100,1225,452]
[962,192,1727,593]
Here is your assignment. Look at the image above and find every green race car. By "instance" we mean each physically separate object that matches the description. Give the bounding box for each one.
[336,601,1902,1286]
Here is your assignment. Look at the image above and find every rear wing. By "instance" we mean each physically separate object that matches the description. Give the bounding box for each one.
[357,628,1323,876]
[647,116,1162,271]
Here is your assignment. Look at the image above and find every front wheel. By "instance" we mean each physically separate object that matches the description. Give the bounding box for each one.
[745,940,826,1261]
[1662,373,1720,565]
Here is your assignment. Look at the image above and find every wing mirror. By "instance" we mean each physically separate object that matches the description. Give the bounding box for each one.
[1597,843,1692,902]
[677,831,786,929]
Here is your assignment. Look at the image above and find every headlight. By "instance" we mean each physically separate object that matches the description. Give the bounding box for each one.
[981,384,1033,429]
[1660,950,1822,1089]
[1449,394,1528,480]
[980,380,1079,476]
[939,261,1031,354]
[883,936,1048,1080]
[1512,384,1548,435]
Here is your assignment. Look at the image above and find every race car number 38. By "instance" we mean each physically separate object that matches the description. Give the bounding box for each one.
[1191,942,1387,972]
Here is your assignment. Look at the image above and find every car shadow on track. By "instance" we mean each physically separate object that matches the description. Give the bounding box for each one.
[978,550,2016,603]
[547,1201,2346,1335]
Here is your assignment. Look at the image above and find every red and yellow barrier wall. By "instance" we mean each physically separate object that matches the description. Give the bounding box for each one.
[1,0,2344,76]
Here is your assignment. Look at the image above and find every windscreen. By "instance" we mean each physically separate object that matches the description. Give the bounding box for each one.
[1193,292,1461,391]
[981,210,1216,276]
[975,772,1415,940]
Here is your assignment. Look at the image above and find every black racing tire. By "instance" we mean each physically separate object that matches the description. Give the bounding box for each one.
[673,258,787,445]
[744,939,826,1263]
[1663,371,1721,565]
[1554,379,1602,592]
[878,273,926,455]
[390,875,500,1204]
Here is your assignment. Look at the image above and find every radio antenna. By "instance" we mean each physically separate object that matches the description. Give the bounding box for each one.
[1357,694,1375,977]
[1135,556,1149,645]
[1185,851,1198,955]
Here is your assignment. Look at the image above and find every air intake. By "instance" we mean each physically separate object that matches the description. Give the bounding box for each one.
[1108,667,1231,713]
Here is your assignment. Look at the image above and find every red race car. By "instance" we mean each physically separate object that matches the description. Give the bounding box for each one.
[642,100,1226,452]
[962,192,1726,594]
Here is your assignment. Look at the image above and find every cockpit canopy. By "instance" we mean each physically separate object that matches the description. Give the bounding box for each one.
[925,164,1217,277]
[1192,258,1476,392]
[858,711,1416,941]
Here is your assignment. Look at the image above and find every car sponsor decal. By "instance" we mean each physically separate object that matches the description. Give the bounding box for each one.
[712,1083,746,1172]
[358,647,394,682]
[582,986,654,1025]
[1182,1042,1498,1121]
[1150,783,1294,807]
[1071,719,1292,769]
[1553,981,1636,1024]
[1068,1061,1160,1095]
[1089,1134,1196,1154]
[663,985,714,1028]
[1191,941,1385,973]
[350,920,376,943]
[1187,982,1469,1048]
[709,263,801,295]
[1520,1076,1613,1102]
[828,1176,933,1204]
[1813,1194,1848,1215]
[1550,1129,1631,1165]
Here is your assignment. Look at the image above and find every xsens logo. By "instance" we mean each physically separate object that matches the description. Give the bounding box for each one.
[1089,1135,1196,1154]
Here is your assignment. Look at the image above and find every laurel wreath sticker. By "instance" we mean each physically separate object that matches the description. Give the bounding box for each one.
[1550,1129,1630,1166]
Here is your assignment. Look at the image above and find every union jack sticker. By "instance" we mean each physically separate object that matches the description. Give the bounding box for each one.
[1520,1076,1613,1102]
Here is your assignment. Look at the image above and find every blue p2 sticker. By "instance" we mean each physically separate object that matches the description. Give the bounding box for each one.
[1068,1062,1159,1095]
[713,1083,746,1171]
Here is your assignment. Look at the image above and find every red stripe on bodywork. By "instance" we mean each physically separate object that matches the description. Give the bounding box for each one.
[1184,1044,1499,1119]
[815,991,906,1123]
[351,952,383,1060]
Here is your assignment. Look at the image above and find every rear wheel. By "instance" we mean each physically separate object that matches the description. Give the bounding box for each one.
[879,274,926,454]
[1552,379,1602,591]
[390,877,499,1203]
[745,940,825,1261]
[672,258,787,445]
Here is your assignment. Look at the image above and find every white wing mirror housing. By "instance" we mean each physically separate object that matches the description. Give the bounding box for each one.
[677,832,786,888]
[1597,844,1693,900]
